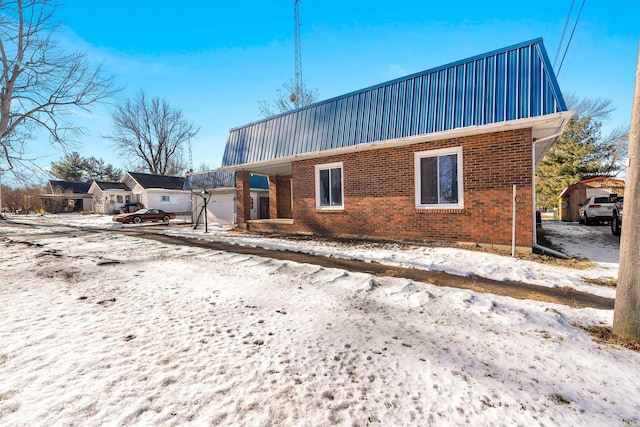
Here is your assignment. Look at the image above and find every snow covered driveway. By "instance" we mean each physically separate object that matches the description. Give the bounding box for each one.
[1,217,639,426]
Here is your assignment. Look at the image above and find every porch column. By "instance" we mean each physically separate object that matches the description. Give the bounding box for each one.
[236,171,251,226]
[268,175,278,219]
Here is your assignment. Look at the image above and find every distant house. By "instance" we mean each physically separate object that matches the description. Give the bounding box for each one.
[47,172,192,215]
[221,38,573,252]
[88,181,133,214]
[121,172,191,214]
[43,180,93,213]
[558,177,625,222]
[184,170,269,225]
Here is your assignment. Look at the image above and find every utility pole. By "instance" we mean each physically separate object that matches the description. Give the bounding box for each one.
[613,42,640,341]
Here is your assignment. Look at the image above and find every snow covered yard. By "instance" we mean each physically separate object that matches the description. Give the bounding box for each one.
[1,214,638,426]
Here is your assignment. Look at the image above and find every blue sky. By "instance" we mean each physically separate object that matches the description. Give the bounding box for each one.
[23,0,640,178]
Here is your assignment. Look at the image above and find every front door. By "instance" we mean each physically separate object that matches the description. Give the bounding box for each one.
[259,196,270,219]
[250,193,258,220]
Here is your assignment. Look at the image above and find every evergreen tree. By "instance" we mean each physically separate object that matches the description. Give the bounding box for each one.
[50,152,122,182]
[536,97,628,210]
[86,157,122,181]
[50,152,88,182]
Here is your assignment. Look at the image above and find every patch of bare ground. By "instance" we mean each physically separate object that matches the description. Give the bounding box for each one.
[585,326,640,353]
[119,228,615,310]
[582,277,617,288]
[249,230,595,269]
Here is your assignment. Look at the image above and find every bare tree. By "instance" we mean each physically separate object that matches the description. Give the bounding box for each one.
[258,80,319,118]
[564,94,616,120]
[565,94,630,174]
[0,0,117,170]
[108,92,198,176]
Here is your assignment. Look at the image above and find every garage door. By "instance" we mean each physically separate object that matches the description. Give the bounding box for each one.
[194,193,235,225]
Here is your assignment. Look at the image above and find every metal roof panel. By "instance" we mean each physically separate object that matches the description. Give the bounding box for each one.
[222,38,567,168]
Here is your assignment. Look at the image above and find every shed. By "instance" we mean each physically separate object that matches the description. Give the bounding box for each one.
[558,177,625,222]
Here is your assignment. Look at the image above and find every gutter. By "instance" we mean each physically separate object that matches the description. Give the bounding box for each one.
[533,243,569,259]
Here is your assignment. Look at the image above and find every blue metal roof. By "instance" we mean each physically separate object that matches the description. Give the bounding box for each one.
[222,38,567,168]
[184,170,269,190]
[250,175,269,189]
[184,170,235,191]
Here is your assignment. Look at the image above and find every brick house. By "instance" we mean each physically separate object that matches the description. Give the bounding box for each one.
[221,39,573,252]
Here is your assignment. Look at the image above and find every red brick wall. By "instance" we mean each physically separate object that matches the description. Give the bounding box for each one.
[268,176,278,219]
[276,175,293,219]
[289,129,534,247]
[235,171,251,225]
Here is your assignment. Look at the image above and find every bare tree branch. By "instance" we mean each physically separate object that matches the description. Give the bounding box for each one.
[564,93,615,121]
[107,91,198,176]
[0,0,117,171]
[259,80,319,118]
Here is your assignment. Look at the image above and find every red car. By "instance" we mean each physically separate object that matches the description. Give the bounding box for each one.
[113,209,176,224]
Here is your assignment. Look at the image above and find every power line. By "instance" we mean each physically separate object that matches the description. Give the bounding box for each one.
[557,0,586,78]
[553,0,575,70]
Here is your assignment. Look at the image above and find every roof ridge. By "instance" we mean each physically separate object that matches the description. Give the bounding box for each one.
[228,38,556,132]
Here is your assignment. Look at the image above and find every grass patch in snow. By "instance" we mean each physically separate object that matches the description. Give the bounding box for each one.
[582,277,617,288]
[585,326,640,352]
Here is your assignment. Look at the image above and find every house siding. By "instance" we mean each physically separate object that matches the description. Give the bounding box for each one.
[286,128,533,247]
[146,190,192,213]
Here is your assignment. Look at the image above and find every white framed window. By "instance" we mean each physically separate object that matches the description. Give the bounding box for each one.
[315,162,343,209]
[161,195,170,202]
[414,147,464,209]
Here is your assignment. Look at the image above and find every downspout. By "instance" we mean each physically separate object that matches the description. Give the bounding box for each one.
[531,131,570,259]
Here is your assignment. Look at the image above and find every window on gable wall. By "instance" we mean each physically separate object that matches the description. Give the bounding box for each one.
[315,162,343,209]
[414,147,463,209]
[161,196,170,202]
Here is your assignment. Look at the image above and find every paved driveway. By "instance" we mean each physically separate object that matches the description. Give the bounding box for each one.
[542,220,620,264]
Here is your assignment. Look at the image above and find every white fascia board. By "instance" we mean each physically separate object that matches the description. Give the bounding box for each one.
[144,188,188,193]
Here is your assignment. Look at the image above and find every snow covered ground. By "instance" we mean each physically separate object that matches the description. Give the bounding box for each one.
[1,214,637,426]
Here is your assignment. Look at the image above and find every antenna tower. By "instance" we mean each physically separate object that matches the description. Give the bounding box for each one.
[291,0,303,107]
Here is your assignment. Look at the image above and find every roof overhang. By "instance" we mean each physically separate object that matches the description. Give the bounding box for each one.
[224,112,574,176]
[41,193,93,199]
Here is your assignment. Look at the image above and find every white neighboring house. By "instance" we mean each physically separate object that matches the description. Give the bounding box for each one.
[121,172,191,214]
[88,181,133,214]
[184,170,270,225]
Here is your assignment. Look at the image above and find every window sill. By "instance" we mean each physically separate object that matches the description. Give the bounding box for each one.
[415,207,465,214]
[316,206,345,212]
[415,205,464,210]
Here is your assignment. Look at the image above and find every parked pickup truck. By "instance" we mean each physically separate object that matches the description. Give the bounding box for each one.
[611,197,623,236]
